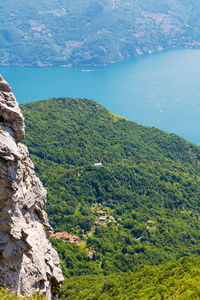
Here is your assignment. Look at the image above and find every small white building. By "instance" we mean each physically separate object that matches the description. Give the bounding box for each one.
[94,162,103,167]
[147,220,154,225]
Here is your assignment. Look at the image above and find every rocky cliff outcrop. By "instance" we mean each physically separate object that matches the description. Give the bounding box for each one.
[0,75,63,299]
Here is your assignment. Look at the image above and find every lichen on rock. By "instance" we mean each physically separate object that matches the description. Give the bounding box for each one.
[0,76,63,299]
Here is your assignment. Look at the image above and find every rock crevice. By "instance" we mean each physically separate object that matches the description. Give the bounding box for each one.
[0,76,63,299]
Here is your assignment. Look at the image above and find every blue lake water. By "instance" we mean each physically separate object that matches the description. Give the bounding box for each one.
[1,49,200,145]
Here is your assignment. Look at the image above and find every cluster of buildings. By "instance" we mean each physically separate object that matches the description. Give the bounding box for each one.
[94,209,116,226]
[51,232,80,244]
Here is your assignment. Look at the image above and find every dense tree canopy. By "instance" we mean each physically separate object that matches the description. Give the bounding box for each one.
[60,256,200,299]
[21,97,200,280]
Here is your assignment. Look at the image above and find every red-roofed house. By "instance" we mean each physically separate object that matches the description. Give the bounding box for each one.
[51,232,80,244]
[97,210,105,215]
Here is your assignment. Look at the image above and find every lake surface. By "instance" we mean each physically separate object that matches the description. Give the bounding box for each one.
[1,49,200,145]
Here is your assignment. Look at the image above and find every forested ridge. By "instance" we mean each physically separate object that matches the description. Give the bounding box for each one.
[60,256,200,299]
[20,97,200,298]
[21,98,200,271]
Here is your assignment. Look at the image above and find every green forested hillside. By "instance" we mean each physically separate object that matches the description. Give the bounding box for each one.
[21,97,200,278]
[2,0,200,66]
[60,256,200,299]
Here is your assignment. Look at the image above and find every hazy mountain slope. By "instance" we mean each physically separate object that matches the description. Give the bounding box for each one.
[2,0,200,66]
[21,97,200,276]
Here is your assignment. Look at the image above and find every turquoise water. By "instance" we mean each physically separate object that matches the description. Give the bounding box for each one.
[1,49,200,145]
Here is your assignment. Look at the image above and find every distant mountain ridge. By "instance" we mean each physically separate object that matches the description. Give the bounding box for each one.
[2,0,200,66]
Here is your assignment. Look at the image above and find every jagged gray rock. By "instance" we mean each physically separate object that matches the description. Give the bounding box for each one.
[0,76,63,299]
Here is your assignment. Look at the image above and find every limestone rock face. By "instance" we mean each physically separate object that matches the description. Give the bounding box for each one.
[0,76,63,299]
